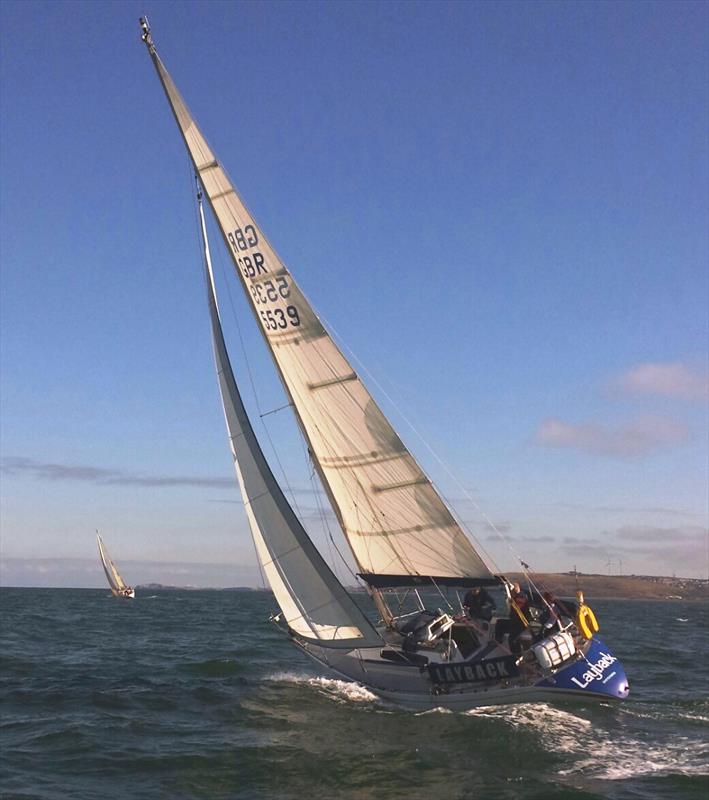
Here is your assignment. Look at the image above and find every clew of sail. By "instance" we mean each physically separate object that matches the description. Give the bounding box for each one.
[197,196,381,647]
[97,534,127,593]
[143,32,495,587]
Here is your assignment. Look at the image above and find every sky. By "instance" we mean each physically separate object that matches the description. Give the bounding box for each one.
[1,0,707,588]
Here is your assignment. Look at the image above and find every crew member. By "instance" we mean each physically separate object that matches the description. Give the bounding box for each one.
[494,582,529,655]
[540,590,561,632]
[462,585,496,622]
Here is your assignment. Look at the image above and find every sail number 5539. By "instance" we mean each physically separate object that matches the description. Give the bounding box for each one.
[260,306,300,330]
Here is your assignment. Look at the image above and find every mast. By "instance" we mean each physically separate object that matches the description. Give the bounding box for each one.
[139,19,497,601]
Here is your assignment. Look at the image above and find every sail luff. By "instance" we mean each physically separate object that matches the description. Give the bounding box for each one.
[142,31,494,585]
[198,194,381,648]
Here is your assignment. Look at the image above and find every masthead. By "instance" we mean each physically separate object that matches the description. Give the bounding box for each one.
[139,17,155,51]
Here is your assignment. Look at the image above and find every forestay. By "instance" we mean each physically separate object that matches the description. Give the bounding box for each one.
[144,31,494,586]
[198,196,381,647]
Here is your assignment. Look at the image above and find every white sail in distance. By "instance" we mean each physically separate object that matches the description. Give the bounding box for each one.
[97,534,127,594]
[197,194,381,647]
[143,29,494,586]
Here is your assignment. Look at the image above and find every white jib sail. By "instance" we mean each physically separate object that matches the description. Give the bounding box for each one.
[97,534,127,594]
[198,196,381,647]
[144,35,494,586]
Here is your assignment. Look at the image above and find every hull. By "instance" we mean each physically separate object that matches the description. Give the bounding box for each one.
[293,635,629,711]
[110,588,135,599]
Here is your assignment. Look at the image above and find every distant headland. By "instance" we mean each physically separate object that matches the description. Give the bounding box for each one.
[507,572,707,601]
[135,574,708,601]
[136,583,259,592]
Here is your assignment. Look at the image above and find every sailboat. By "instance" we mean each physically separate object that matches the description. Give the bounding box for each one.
[96,532,135,599]
[140,19,629,709]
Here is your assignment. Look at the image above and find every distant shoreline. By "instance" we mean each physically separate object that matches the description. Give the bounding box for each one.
[2,573,706,600]
[506,572,707,602]
[132,573,709,600]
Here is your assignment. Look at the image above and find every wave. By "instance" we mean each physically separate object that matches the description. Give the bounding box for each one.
[266,671,380,704]
[464,701,708,780]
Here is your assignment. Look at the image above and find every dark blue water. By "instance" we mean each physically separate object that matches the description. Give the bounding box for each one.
[1,588,707,799]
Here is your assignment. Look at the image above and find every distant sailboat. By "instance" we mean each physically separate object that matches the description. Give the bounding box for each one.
[97,533,135,599]
[140,19,629,709]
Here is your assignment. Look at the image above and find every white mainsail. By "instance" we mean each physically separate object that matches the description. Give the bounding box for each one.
[197,195,381,647]
[143,26,494,587]
[96,533,128,594]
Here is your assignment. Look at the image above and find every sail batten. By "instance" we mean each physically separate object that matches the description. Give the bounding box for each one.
[145,42,494,584]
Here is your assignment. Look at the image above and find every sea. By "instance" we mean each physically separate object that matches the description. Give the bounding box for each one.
[1,588,707,800]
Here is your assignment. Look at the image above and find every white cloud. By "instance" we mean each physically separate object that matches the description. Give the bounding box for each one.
[1,456,235,490]
[535,416,688,458]
[617,362,708,401]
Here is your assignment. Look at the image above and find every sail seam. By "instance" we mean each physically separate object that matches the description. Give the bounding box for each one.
[371,477,430,493]
[319,451,407,468]
[307,373,358,390]
[211,188,236,201]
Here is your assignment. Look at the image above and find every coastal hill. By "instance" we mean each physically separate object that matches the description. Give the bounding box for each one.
[136,574,708,601]
[509,572,707,602]
[136,583,258,592]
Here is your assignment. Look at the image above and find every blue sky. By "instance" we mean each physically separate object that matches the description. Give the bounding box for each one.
[1,0,707,588]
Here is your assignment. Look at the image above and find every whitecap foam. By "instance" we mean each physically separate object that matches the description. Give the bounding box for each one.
[265,670,312,685]
[680,712,709,723]
[536,707,709,780]
[560,739,709,781]
[466,701,709,780]
[308,676,380,703]
[618,706,663,721]
[265,671,380,704]
[465,702,592,745]
[415,706,454,715]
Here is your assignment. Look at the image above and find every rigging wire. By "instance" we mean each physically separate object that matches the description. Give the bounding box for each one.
[311,462,359,584]
[294,308,504,576]
[294,430,363,587]
[186,155,550,610]
[187,165,267,592]
[205,198,360,588]
[309,306,551,594]
[203,193,308,527]
[187,167,369,600]
[296,432,339,579]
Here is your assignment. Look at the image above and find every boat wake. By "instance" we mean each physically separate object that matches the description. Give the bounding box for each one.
[266,671,380,704]
[415,707,454,715]
[466,702,708,780]
[561,738,709,781]
[465,702,592,737]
